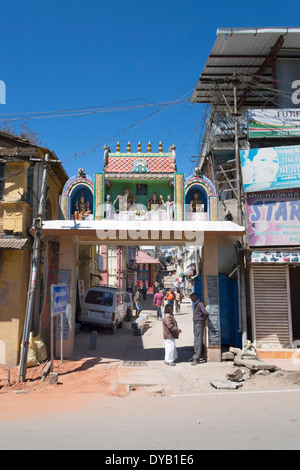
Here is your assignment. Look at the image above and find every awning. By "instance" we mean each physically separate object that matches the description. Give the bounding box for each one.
[191,28,300,109]
[0,237,29,249]
[135,250,161,264]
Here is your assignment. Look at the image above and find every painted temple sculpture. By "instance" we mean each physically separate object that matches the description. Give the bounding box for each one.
[59,142,219,222]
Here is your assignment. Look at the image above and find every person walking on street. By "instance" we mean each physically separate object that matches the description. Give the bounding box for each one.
[190,293,209,365]
[142,284,147,300]
[153,290,164,319]
[166,289,175,307]
[162,304,181,366]
[174,287,182,314]
[134,288,142,317]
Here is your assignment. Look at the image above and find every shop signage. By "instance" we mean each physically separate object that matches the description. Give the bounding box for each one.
[248,109,300,138]
[206,275,221,347]
[251,251,300,263]
[276,59,300,109]
[240,144,300,193]
[246,189,300,247]
[50,283,69,372]
[51,284,69,317]
[137,270,148,281]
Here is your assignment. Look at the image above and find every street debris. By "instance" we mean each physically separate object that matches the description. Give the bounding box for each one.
[211,381,243,390]
[226,368,245,382]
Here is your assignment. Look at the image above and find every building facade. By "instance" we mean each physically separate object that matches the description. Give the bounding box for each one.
[191,27,300,355]
[0,130,68,367]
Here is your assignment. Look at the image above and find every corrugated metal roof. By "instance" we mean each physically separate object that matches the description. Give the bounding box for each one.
[0,237,29,249]
[191,28,300,109]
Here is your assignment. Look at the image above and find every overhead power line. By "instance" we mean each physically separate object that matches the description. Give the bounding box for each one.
[0,95,191,122]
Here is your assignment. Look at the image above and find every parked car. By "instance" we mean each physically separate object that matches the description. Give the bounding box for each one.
[124,292,134,321]
[79,287,127,334]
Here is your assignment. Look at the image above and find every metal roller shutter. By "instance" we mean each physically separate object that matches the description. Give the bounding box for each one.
[251,265,291,348]
[289,266,300,341]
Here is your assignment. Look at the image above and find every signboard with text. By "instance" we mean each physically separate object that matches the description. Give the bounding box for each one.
[246,189,300,247]
[51,284,69,316]
[248,109,300,138]
[276,59,300,109]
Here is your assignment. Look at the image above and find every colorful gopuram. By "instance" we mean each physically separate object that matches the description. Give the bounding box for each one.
[59,141,219,222]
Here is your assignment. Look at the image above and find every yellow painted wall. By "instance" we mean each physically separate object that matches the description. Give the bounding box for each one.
[0,249,30,367]
[0,156,68,367]
[4,161,29,202]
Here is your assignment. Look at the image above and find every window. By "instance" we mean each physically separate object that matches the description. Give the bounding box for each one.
[0,163,5,200]
[84,290,113,306]
[26,164,33,207]
[45,200,52,220]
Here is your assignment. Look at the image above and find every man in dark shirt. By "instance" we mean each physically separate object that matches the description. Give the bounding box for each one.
[190,293,209,365]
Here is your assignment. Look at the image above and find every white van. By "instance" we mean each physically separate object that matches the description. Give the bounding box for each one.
[79,287,127,334]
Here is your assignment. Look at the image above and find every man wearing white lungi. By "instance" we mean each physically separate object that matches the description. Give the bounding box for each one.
[162,304,181,366]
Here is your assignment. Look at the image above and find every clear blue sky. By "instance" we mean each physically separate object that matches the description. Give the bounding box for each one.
[1,0,299,180]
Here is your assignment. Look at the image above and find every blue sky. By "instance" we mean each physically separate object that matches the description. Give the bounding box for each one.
[1,0,300,180]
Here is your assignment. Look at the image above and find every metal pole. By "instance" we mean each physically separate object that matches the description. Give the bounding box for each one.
[60,313,63,363]
[233,72,242,226]
[18,154,49,382]
[50,289,54,373]
[232,74,248,345]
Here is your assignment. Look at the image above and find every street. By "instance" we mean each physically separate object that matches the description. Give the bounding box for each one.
[0,388,300,450]
[1,296,300,451]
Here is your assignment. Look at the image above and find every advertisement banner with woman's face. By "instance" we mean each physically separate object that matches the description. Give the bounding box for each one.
[241,145,300,193]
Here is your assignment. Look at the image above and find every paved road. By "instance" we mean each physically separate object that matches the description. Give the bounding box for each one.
[1,388,300,450]
[1,295,300,451]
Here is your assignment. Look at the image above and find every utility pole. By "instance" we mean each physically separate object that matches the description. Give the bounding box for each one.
[18,153,49,382]
[232,72,248,345]
[233,72,243,226]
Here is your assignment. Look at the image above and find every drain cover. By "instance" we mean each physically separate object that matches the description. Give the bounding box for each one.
[122,361,148,367]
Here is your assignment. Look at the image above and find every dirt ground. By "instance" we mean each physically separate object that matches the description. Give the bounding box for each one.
[2,356,300,397]
[1,355,300,424]
[0,358,129,397]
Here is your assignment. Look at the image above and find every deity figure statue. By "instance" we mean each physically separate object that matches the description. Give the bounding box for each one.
[104,194,119,219]
[74,192,92,220]
[147,191,161,211]
[160,194,174,219]
[119,185,136,211]
[190,191,203,213]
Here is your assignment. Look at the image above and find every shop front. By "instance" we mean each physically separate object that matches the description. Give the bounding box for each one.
[245,187,300,350]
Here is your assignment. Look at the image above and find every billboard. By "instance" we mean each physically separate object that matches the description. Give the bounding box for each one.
[276,59,300,109]
[248,109,300,138]
[246,189,300,247]
[240,144,300,193]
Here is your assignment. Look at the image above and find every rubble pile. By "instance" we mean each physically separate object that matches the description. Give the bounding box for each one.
[211,342,279,390]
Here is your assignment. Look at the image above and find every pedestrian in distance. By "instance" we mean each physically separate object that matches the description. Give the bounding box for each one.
[134,288,142,318]
[166,289,175,307]
[162,304,181,366]
[142,284,147,300]
[190,293,209,366]
[153,289,164,319]
[174,287,182,314]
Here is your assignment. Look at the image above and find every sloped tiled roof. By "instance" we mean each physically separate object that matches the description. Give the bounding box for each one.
[105,154,176,174]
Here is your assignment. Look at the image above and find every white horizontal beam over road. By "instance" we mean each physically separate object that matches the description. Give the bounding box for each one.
[35,219,245,246]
